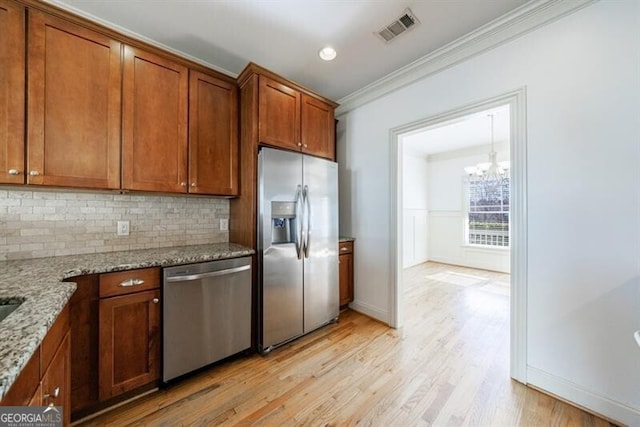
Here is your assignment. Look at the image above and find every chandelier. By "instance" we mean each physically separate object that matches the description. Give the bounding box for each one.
[464,114,509,197]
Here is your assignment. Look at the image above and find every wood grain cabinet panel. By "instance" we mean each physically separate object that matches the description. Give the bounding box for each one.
[258,76,301,151]
[41,332,71,426]
[122,45,188,193]
[27,10,122,189]
[189,70,238,195]
[339,241,354,307]
[301,94,335,160]
[99,289,161,400]
[0,0,25,185]
[256,75,335,160]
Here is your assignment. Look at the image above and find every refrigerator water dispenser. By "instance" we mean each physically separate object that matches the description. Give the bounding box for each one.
[271,201,297,244]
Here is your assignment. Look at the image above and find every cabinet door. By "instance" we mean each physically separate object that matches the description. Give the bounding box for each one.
[189,71,238,195]
[99,290,160,400]
[41,332,70,426]
[258,76,300,151]
[27,383,42,406]
[122,46,188,192]
[339,253,354,307]
[301,94,335,160]
[27,10,121,189]
[0,0,24,184]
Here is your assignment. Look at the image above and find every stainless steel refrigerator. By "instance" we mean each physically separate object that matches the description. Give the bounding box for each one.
[258,146,339,353]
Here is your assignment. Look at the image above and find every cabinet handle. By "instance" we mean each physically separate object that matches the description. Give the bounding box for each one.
[180,182,187,187]
[191,183,197,187]
[303,144,308,148]
[118,278,144,287]
[44,387,60,399]
[297,142,302,147]
[8,169,20,176]
[152,298,159,304]
[29,170,40,176]
[340,247,349,251]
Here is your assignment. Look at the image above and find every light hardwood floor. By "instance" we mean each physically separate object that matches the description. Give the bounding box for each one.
[78,262,615,426]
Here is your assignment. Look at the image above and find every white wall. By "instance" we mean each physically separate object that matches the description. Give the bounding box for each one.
[402,153,428,268]
[337,1,640,424]
[427,144,510,273]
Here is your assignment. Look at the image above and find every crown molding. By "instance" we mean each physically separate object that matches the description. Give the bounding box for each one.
[42,0,238,79]
[336,0,597,115]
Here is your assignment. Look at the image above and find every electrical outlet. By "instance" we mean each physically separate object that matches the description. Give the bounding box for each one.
[117,220,130,236]
[220,218,229,231]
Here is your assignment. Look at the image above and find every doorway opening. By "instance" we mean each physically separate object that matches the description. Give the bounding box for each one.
[389,89,527,382]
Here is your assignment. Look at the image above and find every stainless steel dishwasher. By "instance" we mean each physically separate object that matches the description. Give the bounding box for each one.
[163,256,252,382]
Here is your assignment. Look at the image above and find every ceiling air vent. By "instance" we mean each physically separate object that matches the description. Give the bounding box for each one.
[376,8,420,43]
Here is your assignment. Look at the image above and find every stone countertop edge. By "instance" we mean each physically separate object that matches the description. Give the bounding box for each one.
[0,242,254,400]
[339,237,355,242]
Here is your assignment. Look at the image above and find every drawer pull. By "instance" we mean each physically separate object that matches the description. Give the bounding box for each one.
[340,247,349,251]
[152,298,159,304]
[8,169,20,176]
[44,387,60,399]
[118,278,145,287]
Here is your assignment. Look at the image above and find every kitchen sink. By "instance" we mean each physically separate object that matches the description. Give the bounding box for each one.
[0,302,21,323]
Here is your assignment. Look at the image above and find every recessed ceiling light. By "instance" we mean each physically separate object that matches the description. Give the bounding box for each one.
[318,46,337,61]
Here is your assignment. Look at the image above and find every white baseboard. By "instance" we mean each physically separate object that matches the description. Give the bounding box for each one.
[349,300,389,325]
[427,256,510,274]
[403,257,430,269]
[527,366,640,426]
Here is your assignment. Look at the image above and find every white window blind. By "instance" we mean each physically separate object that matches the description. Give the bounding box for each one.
[467,177,510,247]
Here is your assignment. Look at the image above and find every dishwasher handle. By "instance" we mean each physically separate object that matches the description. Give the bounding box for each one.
[165,264,251,283]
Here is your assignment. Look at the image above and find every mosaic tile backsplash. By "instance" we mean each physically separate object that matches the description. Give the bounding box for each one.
[0,188,229,261]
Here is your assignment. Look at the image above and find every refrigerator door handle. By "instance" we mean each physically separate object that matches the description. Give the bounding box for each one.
[303,185,311,258]
[295,185,303,260]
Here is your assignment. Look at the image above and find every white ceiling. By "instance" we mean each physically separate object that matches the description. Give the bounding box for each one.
[402,104,510,157]
[49,0,529,101]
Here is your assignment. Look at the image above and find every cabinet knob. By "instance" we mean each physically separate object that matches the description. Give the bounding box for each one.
[152,298,159,304]
[297,142,302,147]
[191,183,197,187]
[44,386,60,399]
[8,169,20,176]
[303,144,308,148]
[29,170,40,176]
[180,182,187,187]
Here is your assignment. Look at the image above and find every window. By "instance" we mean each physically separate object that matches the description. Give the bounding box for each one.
[467,177,510,247]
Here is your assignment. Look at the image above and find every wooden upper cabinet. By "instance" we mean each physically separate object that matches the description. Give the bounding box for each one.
[189,71,238,195]
[0,0,25,185]
[301,94,335,160]
[27,10,122,189]
[254,72,336,160]
[122,46,188,193]
[258,75,301,152]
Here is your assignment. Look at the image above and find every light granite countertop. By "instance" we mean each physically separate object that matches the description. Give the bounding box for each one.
[0,242,254,400]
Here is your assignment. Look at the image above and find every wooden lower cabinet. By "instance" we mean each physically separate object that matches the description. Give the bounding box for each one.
[40,332,71,426]
[98,289,161,400]
[0,304,71,426]
[339,241,354,307]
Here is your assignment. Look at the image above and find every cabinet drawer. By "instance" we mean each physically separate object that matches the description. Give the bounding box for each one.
[99,268,160,298]
[339,241,353,255]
